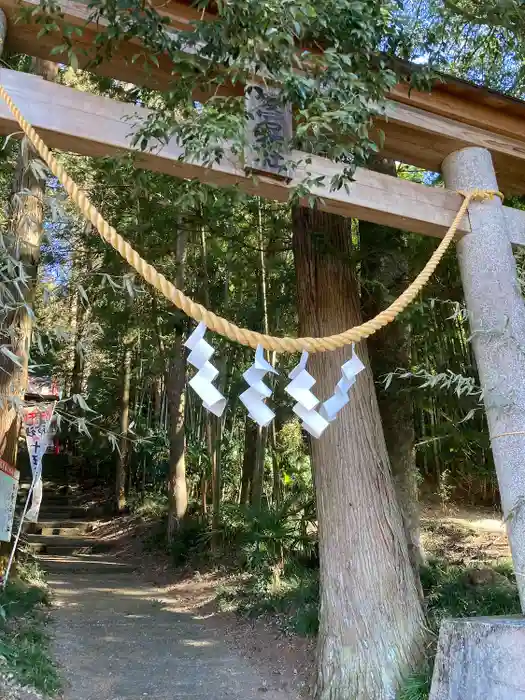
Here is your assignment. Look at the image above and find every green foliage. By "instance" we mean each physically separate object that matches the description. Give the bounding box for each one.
[395,0,525,94]
[0,560,61,696]
[0,579,49,621]
[422,558,520,621]
[398,672,432,700]
[219,566,320,636]
[28,0,435,187]
[128,489,168,519]
[169,519,212,566]
[217,497,317,570]
[141,512,211,565]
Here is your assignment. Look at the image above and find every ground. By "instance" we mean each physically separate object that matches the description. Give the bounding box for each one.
[50,568,302,700]
[1,502,512,700]
[421,504,508,564]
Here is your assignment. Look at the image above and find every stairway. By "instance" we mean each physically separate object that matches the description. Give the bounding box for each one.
[20,481,134,575]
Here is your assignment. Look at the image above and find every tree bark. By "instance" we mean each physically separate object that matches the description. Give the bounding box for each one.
[292,206,425,700]
[115,343,132,513]
[166,230,188,541]
[360,159,425,580]
[70,223,94,396]
[199,225,221,539]
[0,59,59,467]
[200,472,208,515]
[250,427,267,508]
[209,415,221,537]
[153,376,163,426]
[166,338,187,539]
[270,422,281,505]
[250,202,271,509]
[240,417,257,504]
[71,297,90,396]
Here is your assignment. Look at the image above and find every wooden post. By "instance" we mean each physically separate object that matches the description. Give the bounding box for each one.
[443,146,525,608]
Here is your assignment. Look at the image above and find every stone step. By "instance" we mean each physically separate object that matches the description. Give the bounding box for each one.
[33,521,97,536]
[19,484,72,494]
[39,554,135,575]
[25,534,112,555]
[17,488,69,496]
[39,545,105,556]
[33,504,76,513]
[37,505,107,519]
[18,499,73,509]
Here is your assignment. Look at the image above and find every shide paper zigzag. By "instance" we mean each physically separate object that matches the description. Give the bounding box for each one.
[186,324,365,436]
[286,351,330,439]
[184,322,227,417]
[320,344,365,423]
[240,345,279,427]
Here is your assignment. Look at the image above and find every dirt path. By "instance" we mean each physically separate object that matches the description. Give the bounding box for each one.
[43,501,510,700]
[48,566,300,700]
[421,504,509,563]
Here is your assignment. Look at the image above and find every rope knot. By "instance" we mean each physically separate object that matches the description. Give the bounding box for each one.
[457,189,504,203]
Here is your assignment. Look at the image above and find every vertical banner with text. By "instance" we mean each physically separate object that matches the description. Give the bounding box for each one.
[22,403,55,523]
[0,458,20,542]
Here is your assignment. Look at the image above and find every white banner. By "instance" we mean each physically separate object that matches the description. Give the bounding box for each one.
[0,458,20,542]
[23,403,55,523]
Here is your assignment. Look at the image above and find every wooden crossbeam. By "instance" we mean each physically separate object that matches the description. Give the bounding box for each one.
[0,68,472,239]
[381,101,525,195]
[1,67,524,244]
[3,0,525,194]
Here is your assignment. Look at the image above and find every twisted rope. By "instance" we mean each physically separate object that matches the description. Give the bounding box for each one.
[0,83,502,353]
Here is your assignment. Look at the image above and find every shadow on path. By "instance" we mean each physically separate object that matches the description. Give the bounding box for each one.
[49,570,298,700]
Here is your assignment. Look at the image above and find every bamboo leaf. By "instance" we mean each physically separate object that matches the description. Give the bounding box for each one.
[0,346,23,367]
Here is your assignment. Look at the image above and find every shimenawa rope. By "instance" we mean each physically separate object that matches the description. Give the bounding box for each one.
[0,83,502,353]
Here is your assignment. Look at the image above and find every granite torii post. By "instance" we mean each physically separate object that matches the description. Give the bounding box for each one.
[443,146,525,606]
[429,146,525,699]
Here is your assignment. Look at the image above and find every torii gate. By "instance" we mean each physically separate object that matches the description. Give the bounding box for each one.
[4,0,525,668]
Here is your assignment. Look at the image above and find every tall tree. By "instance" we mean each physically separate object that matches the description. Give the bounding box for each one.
[361,158,424,580]
[116,340,132,513]
[292,207,424,700]
[166,230,188,540]
[0,59,58,467]
[251,200,271,510]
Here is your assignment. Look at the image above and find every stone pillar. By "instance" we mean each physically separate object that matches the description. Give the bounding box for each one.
[429,618,525,699]
[442,146,525,608]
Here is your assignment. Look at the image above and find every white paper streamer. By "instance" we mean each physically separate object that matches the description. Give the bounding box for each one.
[240,345,278,427]
[320,344,365,422]
[23,403,56,523]
[286,351,329,439]
[185,322,227,417]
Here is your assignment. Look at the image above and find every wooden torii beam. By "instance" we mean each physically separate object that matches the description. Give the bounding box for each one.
[4,0,525,194]
[2,67,525,245]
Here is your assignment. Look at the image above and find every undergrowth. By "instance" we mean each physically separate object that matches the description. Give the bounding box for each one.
[219,549,520,698]
[128,490,168,519]
[136,494,519,700]
[0,557,61,696]
[218,565,320,636]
